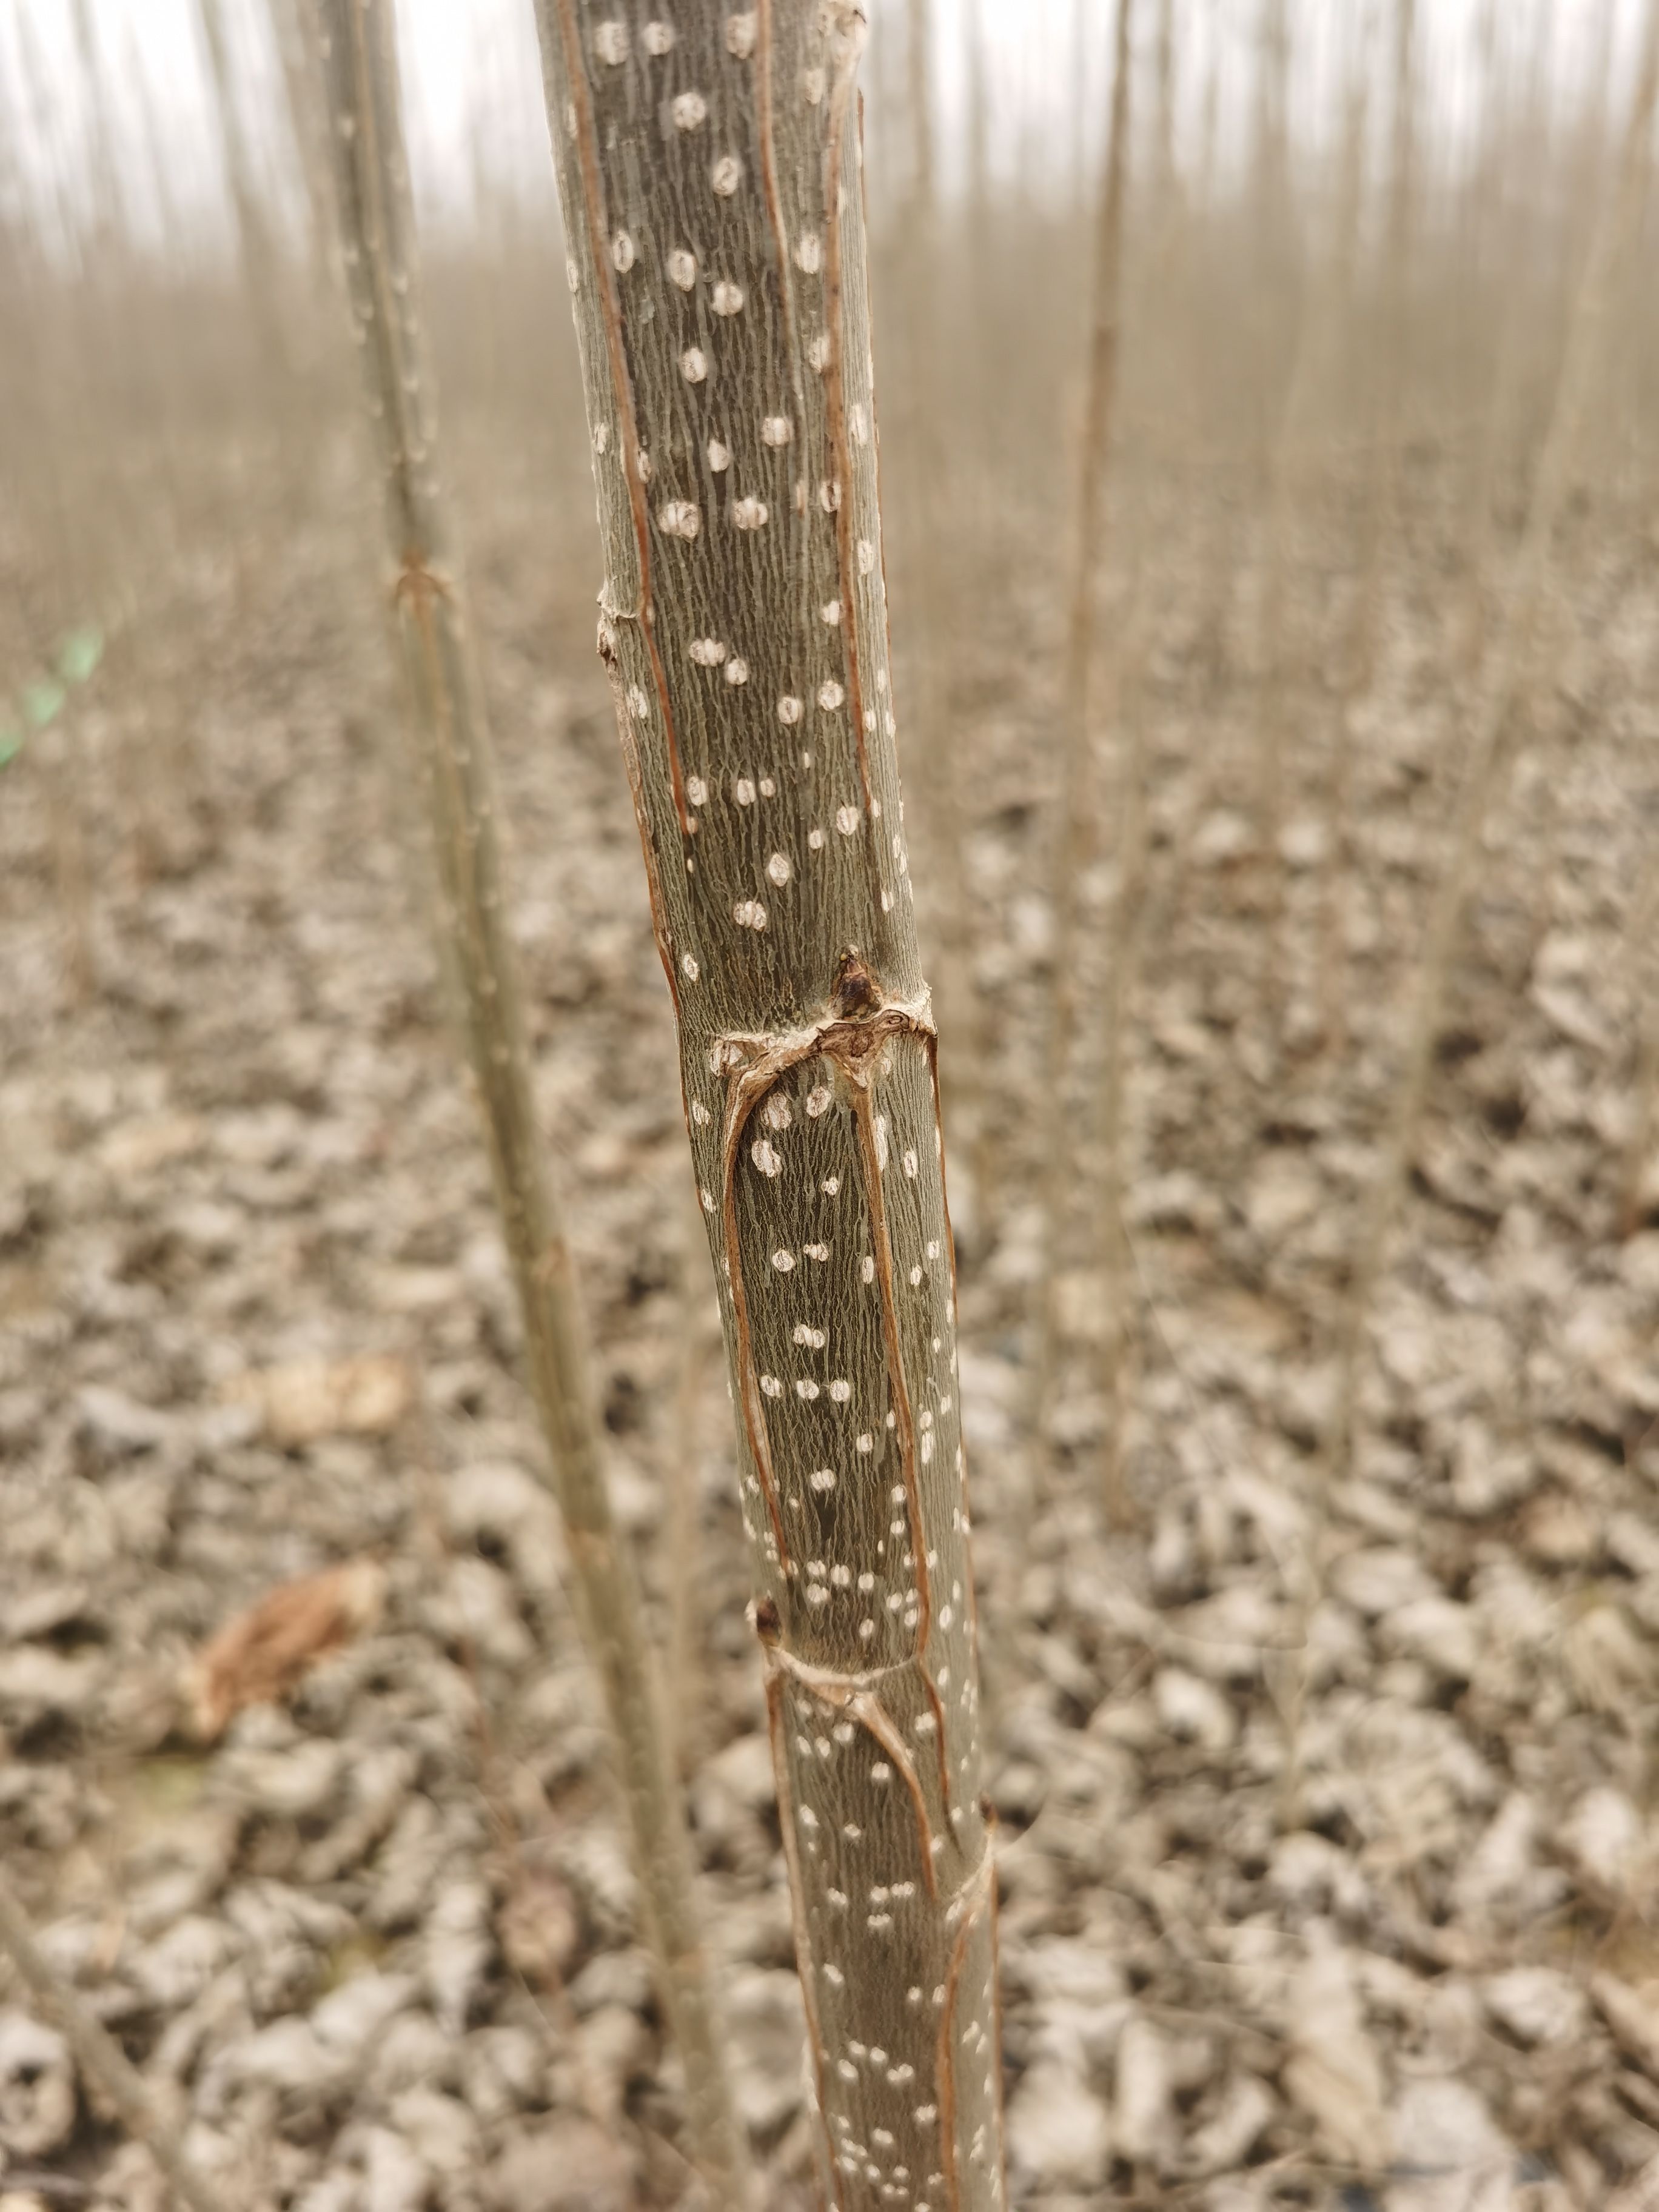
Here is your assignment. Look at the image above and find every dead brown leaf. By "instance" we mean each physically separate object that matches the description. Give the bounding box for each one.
[184,1558,388,1741]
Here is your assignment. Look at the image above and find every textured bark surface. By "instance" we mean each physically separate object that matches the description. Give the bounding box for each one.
[531,8,1004,2207]
[312,2,750,2194]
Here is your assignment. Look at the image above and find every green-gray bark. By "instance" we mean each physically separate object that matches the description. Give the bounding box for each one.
[531,7,1005,2207]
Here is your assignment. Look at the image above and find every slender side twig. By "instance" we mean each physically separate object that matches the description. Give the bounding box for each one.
[312,4,750,2196]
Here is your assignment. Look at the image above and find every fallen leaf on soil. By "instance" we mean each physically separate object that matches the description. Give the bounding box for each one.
[1592,1974,1659,2080]
[185,1558,388,1740]
[1282,1946,1390,2168]
[498,1864,580,1988]
[223,1355,415,1445]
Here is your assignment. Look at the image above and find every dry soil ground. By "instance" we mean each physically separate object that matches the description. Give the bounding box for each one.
[3,442,1659,2211]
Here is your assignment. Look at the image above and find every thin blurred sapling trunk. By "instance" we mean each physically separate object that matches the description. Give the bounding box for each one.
[311,1,751,2194]
[1313,0,1413,1058]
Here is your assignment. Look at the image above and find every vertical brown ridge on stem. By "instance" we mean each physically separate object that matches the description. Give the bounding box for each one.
[761,1628,844,2209]
[720,1058,796,1572]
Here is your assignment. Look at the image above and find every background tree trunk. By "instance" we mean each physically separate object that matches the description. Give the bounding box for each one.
[311,2,751,2195]
[531,7,1006,2205]
[1277,0,1659,1825]
[196,0,281,316]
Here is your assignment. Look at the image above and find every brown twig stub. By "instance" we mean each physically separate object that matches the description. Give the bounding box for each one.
[391,551,455,608]
[834,945,883,1017]
[534,5,1003,2202]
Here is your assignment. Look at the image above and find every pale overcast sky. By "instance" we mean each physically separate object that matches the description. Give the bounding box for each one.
[0,0,1646,263]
